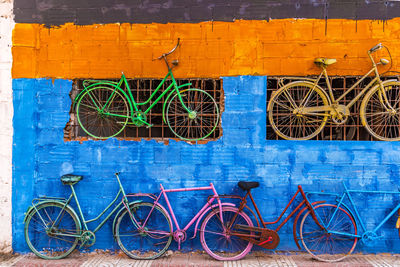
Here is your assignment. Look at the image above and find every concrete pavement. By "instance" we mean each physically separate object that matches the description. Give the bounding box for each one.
[1,251,400,267]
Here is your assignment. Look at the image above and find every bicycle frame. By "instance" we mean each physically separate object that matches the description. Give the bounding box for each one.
[300,50,394,115]
[113,70,193,117]
[309,181,400,240]
[33,173,134,239]
[128,183,227,249]
[241,185,317,230]
[229,184,326,249]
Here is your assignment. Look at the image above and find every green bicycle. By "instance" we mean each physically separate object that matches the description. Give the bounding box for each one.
[74,39,220,141]
[23,173,155,260]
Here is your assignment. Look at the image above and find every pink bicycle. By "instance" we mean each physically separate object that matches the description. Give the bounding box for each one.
[115,183,253,260]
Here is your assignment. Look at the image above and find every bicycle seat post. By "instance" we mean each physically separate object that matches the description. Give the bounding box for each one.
[162,55,172,71]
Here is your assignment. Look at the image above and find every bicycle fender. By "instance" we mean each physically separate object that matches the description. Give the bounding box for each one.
[360,79,400,127]
[73,81,119,107]
[72,83,133,115]
[24,200,62,222]
[24,200,81,230]
[112,200,142,237]
[267,80,331,112]
[191,202,236,239]
[161,83,193,124]
[292,200,326,250]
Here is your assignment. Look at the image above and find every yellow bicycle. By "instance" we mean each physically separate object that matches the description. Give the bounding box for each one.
[267,43,400,141]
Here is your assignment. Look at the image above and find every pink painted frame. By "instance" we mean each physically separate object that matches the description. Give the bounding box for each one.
[126,183,231,250]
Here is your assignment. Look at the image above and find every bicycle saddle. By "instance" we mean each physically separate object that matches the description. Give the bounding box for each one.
[314,58,337,66]
[61,174,83,185]
[238,181,259,191]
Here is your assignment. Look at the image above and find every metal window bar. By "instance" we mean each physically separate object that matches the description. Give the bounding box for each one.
[267,76,400,141]
[65,78,223,142]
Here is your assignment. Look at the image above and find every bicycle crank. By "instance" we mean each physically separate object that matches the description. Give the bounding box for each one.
[234,224,280,249]
[79,230,96,248]
[330,104,350,124]
[131,111,147,127]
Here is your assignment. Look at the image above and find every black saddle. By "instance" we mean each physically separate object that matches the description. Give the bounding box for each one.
[238,181,259,191]
[61,174,83,185]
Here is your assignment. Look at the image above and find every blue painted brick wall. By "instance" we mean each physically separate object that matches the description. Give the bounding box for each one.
[12,76,400,253]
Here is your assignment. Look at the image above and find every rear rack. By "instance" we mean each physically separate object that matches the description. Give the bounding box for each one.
[32,196,68,206]
[126,193,158,201]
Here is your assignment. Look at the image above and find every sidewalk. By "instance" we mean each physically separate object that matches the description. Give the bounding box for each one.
[1,251,400,267]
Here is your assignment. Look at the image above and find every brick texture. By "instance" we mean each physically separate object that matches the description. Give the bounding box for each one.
[11,19,400,79]
[12,76,400,254]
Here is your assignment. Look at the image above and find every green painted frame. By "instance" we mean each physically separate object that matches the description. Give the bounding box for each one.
[73,39,220,141]
[24,173,141,259]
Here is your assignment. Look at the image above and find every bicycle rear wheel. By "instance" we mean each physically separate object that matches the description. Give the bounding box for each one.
[24,202,80,259]
[165,88,219,141]
[361,81,400,141]
[200,206,253,261]
[300,204,357,262]
[76,85,129,139]
[268,82,329,140]
[115,202,173,260]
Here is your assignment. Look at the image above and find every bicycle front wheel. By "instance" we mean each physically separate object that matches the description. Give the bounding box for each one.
[361,81,400,141]
[268,82,329,140]
[76,85,130,139]
[200,206,253,261]
[300,204,357,262]
[24,202,81,259]
[165,88,219,141]
[115,202,173,260]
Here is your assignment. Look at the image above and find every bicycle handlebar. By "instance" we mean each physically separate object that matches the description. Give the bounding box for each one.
[157,38,180,60]
[369,43,382,53]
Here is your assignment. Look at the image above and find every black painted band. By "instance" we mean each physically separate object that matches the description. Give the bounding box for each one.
[14,0,400,26]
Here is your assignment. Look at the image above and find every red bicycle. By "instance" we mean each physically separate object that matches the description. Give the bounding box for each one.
[208,181,326,258]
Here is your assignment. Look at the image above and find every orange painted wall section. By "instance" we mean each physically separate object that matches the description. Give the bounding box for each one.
[12,19,400,79]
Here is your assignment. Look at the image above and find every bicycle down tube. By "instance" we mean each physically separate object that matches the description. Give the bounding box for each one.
[129,183,224,243]
[317,182,400,239]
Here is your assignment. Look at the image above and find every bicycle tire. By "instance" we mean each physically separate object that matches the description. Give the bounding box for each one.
[360,81,400,141]
[200,206,253,261]
[24,202,81,260]
[165,88,219,141]
[115,202,173,260]
[300,203,358,262]
[76,85,130,139]
[268,82,329,140]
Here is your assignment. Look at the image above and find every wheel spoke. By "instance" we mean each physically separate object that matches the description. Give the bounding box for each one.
[76,86,129,139]
[268,83,329,140]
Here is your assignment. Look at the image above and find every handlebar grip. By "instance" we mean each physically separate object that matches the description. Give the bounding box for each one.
[369,43,382,53]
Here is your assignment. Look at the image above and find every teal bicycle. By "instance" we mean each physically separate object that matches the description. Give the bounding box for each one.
[300,181,400,262]
[23,173,148,260]
[73,39,220,141]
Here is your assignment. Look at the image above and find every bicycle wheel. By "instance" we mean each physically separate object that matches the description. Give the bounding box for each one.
[360,81,400,141]
[24,202,81,259]
[76,85,130,139]
[165,88,219,141]
[200,206,253,261]
[268,82,329,140]
[300,204,357,262]
[115,202,173,260]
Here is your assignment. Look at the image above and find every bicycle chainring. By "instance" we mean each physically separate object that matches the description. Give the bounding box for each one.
[331,105,350,124]
[132,111,147,127]
[234,224,280,249]
[173,230,186,243]
[361,231,378,246]
[80,230,96,247]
